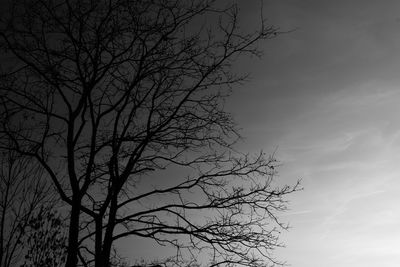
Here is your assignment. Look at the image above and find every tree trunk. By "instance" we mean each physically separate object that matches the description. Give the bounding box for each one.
[100,196,118,267]
[94,217,104,267]
[65,197,81,267]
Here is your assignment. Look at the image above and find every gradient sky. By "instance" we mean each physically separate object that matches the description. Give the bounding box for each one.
[225,1,400,266]
[3,0,400,266]
[116,1,400,266]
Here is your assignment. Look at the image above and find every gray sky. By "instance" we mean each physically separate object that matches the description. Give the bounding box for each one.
[3,0,400,265]
[116,1,400,266]
[227,1,400,266]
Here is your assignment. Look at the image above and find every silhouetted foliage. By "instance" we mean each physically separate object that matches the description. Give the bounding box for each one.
[0,0,299,267]
[20,207,67,267]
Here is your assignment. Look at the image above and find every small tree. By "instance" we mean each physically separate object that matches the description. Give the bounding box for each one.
[0,139,53,267]
[0,0,299,266]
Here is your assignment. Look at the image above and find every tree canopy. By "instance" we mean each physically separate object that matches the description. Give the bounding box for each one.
[0,0,299,266]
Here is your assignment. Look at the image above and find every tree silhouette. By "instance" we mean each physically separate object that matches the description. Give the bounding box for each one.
[0,0,299,267]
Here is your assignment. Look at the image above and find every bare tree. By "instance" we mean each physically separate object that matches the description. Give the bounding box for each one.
[0,0,299,267]
[0,139,52,267]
